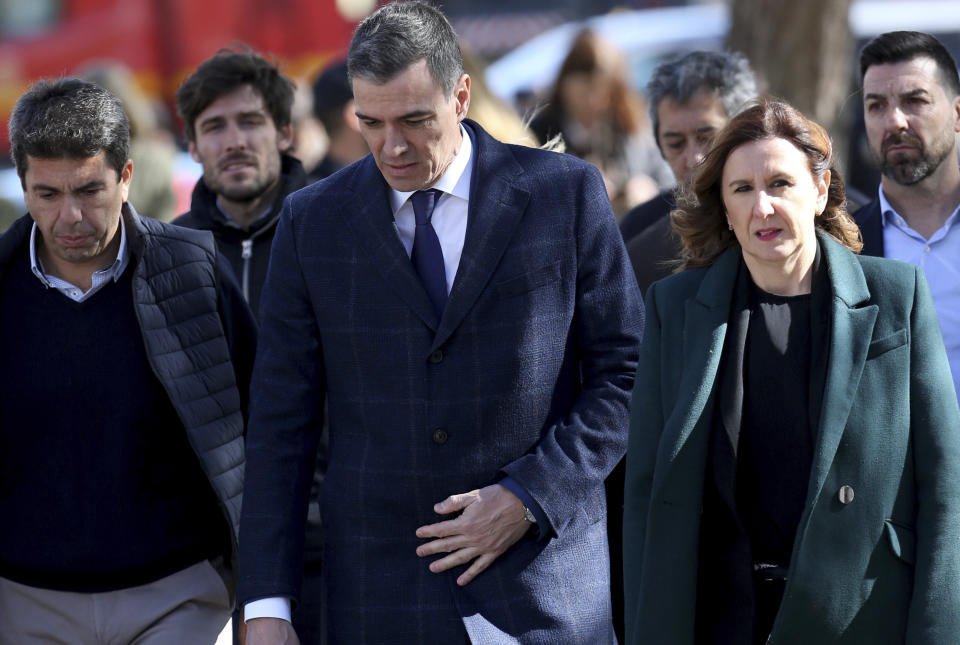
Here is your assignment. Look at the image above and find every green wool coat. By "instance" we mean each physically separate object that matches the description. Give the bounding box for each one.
[623,231,960,644]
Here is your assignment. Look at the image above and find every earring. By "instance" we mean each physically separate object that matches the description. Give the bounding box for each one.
[727,222,733,230]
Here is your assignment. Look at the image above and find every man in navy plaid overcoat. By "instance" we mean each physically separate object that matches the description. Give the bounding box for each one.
[238,3,644,643]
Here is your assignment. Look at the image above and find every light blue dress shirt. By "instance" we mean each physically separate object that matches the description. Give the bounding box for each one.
[879,186,960,400]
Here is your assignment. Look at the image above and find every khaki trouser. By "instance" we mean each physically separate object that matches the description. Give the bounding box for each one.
[0,559,231,645]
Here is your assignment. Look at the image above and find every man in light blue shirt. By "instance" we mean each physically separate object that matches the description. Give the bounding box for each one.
[854,31,960,400]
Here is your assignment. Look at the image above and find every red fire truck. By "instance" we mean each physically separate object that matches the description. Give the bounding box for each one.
[0,0,369,154]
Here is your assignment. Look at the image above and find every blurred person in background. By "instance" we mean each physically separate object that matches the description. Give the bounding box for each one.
[308,58,369,182]
[530,29,672,216]
[0,199,18,233]
[173,47,307,318]
[289,79,330,181]
[620,50,758,295]
[853,30,960,402]
[623,98,960,644]
[78,61,179,223]
[461,48,540,148]
[0,77,255,644]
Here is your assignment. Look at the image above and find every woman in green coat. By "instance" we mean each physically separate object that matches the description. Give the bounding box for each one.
[623,98,960,644]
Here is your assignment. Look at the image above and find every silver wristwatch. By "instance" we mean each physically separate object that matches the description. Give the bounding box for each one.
[522,505,537,524]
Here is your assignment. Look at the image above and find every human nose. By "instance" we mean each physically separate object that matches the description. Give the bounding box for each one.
[223,122,247,151]
[59,197,83,224]
[683,144,707,176]
[752,191,774,218]
[383,125,408,157]
[885,105,909,132]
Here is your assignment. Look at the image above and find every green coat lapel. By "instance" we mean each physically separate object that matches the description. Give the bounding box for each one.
[652,247,739,500]
[805,232,878,506]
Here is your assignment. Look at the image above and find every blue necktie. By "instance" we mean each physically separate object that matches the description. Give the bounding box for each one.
[410,189,448,317]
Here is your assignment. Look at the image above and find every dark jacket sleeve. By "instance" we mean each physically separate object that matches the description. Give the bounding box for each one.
[905,266,960,642]
[237,198,326,606]
[499,163,644,537]
[622,280,666,642]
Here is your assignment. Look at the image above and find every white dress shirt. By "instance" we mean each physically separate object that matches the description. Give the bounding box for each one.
[879,185,960,400]
[389,123,473,292]
[30,216,129,302]
[244,125,474,624]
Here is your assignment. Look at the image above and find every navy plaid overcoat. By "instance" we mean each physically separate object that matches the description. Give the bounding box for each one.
[238,121,644,644]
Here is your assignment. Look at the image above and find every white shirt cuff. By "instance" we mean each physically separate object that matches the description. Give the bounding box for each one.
[244,597,292,623]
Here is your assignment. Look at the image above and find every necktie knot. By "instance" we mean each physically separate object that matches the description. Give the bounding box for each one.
[411,189,442,226]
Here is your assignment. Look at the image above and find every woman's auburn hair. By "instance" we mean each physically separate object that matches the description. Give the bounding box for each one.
[671,97,863,270]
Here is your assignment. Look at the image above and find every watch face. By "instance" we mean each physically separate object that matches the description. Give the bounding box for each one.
[524,507,537,524]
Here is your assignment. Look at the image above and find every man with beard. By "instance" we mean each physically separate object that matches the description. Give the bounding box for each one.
[173,48,325,642]
[173,48,306,318]
[854,31,960,400]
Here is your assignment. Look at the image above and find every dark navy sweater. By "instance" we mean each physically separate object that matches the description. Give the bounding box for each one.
[0,247,227,592]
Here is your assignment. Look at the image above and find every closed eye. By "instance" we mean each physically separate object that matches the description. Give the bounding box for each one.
[662,139,685,152]
[200,121,224,134]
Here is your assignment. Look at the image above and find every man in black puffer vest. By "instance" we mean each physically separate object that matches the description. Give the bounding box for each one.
[0,78,256,643]
[172,48,307,320]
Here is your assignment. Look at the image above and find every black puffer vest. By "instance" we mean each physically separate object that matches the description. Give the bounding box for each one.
[0,207,245,546]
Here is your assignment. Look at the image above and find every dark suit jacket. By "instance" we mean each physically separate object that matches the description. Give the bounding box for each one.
[619,188,675,242]
[620,189,683,297]
[852,197,884,257]
[623,232,960,644]
[238,121,643,644]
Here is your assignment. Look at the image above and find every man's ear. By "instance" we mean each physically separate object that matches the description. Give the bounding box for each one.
[277,123,295,153]
[188,140,200,163]
[952,94,960,133]
[453,74,470,121]
[119,159,134,203]
[342,100,360,133]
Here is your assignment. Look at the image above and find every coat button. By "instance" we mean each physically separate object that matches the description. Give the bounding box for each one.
[432,429,448,445]
[428,349,444,364]
[838,485,855,504]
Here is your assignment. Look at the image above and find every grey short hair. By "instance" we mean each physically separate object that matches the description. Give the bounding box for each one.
[646,51,757,141]
[9,78,130,185]
[347,1,463,96]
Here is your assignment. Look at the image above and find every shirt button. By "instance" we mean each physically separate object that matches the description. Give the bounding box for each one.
[838,485,855,505]
[432,428,448,445]
[924,245,931,252]
[428,349,444,364]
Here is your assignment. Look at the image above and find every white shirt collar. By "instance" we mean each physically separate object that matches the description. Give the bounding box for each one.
[388,123,473,215]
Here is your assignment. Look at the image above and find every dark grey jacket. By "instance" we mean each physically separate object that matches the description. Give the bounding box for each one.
[0,205,256,552]
[173,155,307,319]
